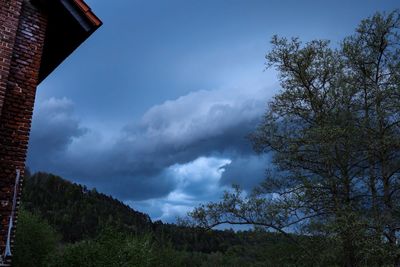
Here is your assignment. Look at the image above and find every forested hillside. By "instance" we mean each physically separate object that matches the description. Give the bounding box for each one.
[14,172,315,266]
[22,172,152,242]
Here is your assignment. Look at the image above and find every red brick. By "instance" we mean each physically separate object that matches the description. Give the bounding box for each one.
[0,1,46,265]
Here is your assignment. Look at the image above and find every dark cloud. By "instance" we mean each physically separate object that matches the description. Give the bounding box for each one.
[27,86,273,202]
[27,98,87,172]
[110,88,270,172]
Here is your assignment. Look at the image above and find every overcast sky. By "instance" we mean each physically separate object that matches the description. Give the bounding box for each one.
[27,0,399,222]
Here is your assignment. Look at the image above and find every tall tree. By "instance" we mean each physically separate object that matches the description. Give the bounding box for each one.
[188,10,400,267]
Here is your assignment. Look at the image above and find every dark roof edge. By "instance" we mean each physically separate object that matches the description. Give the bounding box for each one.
[31,0,102,29]
[36,0,102,83]
[72,0,102,28]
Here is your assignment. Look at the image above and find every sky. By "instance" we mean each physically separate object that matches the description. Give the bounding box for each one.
[27,0,399,223]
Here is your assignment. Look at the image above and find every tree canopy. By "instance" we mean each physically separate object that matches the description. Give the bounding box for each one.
[189,10,400,267]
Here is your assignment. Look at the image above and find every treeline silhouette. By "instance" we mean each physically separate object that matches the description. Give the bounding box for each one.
[14,171,311,266]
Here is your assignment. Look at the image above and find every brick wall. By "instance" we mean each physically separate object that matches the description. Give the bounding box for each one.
[0,0,23,116]
[0,0,47,265]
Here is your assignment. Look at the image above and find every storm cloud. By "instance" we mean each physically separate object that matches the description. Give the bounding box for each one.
[27,85,275,219]
[27,98,87,172]
[26,0,399,222]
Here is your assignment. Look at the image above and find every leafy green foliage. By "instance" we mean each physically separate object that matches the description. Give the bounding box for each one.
[13,209,59,267]
[50,229,157,267]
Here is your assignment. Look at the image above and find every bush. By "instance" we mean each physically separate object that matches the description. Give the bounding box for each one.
[13,209,59,267]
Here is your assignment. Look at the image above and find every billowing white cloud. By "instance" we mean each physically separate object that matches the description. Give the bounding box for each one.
[131,86,269,147]
[167,156,231,200]
[129,156,231,222]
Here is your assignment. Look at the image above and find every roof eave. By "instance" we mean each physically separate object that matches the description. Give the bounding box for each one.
[35,0,102,83]
[72,0,102,28]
